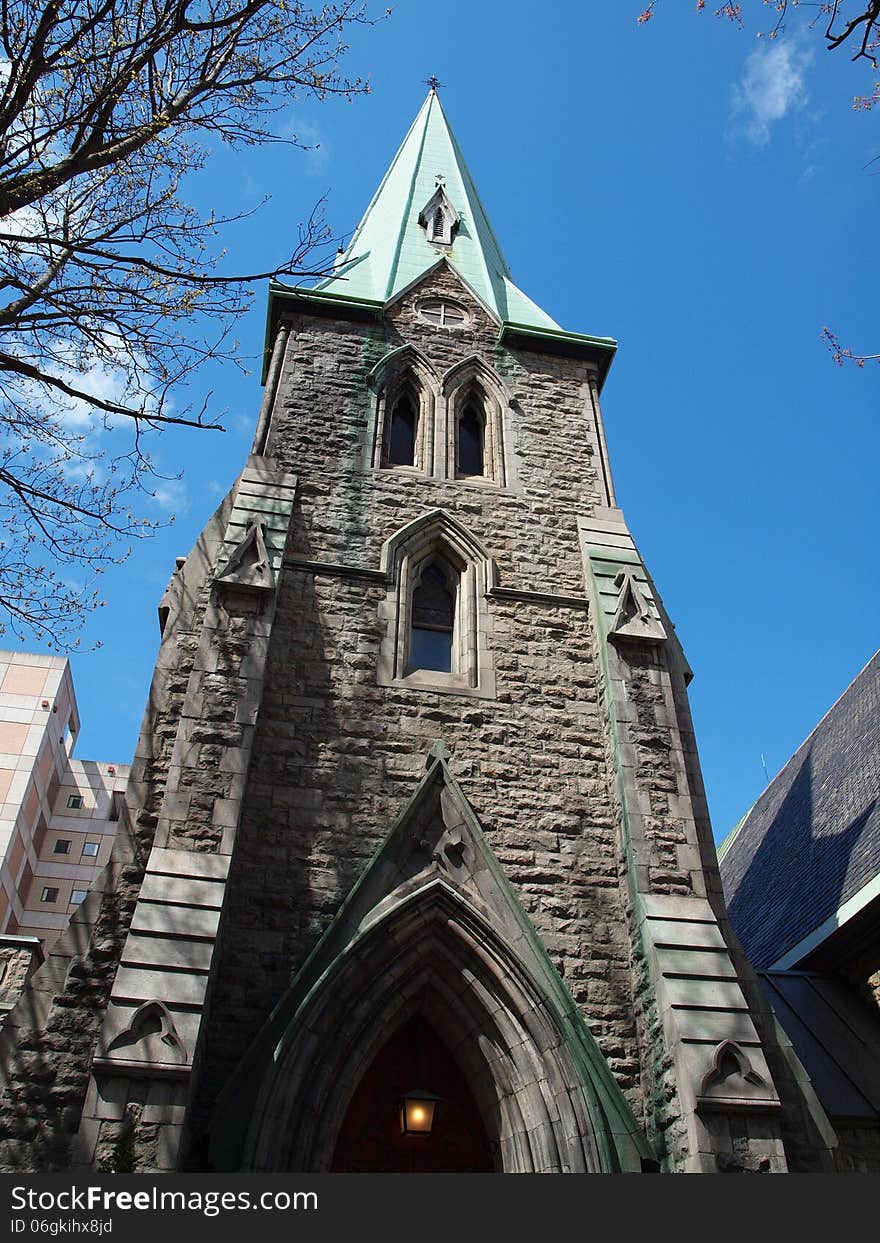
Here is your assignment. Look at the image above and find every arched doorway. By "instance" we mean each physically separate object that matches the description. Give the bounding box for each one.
[330,1014,493,1172]
[210,753,651,1175]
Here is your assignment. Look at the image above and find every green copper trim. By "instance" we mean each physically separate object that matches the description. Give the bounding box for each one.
[500,321,617,352]
[210,750,650,1172]
[499,322,617,386]
[716,809,753,864]
[261,282,385,381]
[261,282,620,386]
[310,90,561,332]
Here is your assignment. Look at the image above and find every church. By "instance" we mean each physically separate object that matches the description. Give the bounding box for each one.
[0,89,852,1173]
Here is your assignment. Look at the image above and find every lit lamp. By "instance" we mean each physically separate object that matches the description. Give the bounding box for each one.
[400,1089,440,1137]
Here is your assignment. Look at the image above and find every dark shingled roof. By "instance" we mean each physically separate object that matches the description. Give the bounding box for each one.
[719,651,880,970]
[758,971,880,1120]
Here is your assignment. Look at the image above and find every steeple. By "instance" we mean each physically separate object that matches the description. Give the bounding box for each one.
[314,89,560,330]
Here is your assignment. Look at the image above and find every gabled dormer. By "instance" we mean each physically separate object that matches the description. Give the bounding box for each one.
[418,183,459,247]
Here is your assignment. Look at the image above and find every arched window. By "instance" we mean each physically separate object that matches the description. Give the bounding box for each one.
[432,206,446,240]
[375,371,430,472]
[410,561,456,674]
[457,402,484,477]
[442,363,508,487]
[387,392,418,466]
[377,510,498,699]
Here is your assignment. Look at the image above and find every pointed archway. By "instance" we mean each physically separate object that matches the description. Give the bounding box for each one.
[330,1014,494,1172]
[210,745,654,1173]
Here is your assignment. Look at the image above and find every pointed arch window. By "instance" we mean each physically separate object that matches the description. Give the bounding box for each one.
[373,369,433,473]
[443,363,509,488]
[387,391,418,467]
[457,402,484,477]
[418,186,459,247]
[369,351,511,487]
[377,511,497,698]
[410,561,456,674]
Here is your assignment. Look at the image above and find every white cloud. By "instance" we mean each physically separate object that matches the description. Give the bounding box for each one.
[731,40,814,146]
[148,475,188,516]
[279,116,329,171]
[230,413,254,439]
[54,361,134,431]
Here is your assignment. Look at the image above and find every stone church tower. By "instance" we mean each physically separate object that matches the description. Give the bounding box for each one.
[0,90,840,1174]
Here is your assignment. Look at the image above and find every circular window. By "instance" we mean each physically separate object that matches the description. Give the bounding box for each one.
[417,298,470,329]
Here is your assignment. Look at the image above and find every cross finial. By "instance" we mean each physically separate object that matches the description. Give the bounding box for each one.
[425,75,444,93]
[426,739,452,768]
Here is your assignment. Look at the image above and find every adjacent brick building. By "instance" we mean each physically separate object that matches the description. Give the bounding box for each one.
[0,90,858,1173]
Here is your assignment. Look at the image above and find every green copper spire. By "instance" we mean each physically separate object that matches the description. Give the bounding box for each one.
[315,89,560,330]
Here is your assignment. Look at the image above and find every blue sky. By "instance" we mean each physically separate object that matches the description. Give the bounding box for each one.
[38,3,878,844]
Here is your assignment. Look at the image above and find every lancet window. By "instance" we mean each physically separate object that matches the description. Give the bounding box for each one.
[369,350,510,488]
[445,370,506,486]
[456,401,485,477]
[373,365,434,473]
[387,391,419,467]
[410,561,457,674]
[377,510,497,699]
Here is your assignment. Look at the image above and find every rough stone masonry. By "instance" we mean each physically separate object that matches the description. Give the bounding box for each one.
[0,90,846,1174]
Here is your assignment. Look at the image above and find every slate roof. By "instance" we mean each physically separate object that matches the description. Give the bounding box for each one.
[758,971,880,1120]
[718,650,880,970]
[313,90,560,330]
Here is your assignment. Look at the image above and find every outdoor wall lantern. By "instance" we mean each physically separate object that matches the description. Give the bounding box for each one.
[399,1089,440,1136]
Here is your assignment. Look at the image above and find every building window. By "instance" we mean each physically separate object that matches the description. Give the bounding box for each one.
[386,391,418,467]
[377,509,497,699]
[40,886,58,903]
[53,839,71,855]
[457,402,485,477]
[417,298,469,329]
[70,889,88,906]
[66,794,84,809]
[108,792,121,823]
[370,351,510,486]
[82,841,100,858]
[418,185,459,246]
[371,354,438,474]
[442,361,508,487]
[410,562,456,674]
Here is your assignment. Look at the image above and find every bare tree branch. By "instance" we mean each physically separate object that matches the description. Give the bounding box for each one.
[0,0,379,647]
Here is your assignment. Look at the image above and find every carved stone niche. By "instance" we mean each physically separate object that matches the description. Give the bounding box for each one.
[608,569,666,646]
[214,517,275,595]
[697,1039,773,1112]
[95,1000,188,1075]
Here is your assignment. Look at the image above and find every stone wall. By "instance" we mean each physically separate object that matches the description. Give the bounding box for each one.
[183,266,648,1162]
[0,940,42,1022]
[0,262,839,1173]
[0,499,228,1172]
